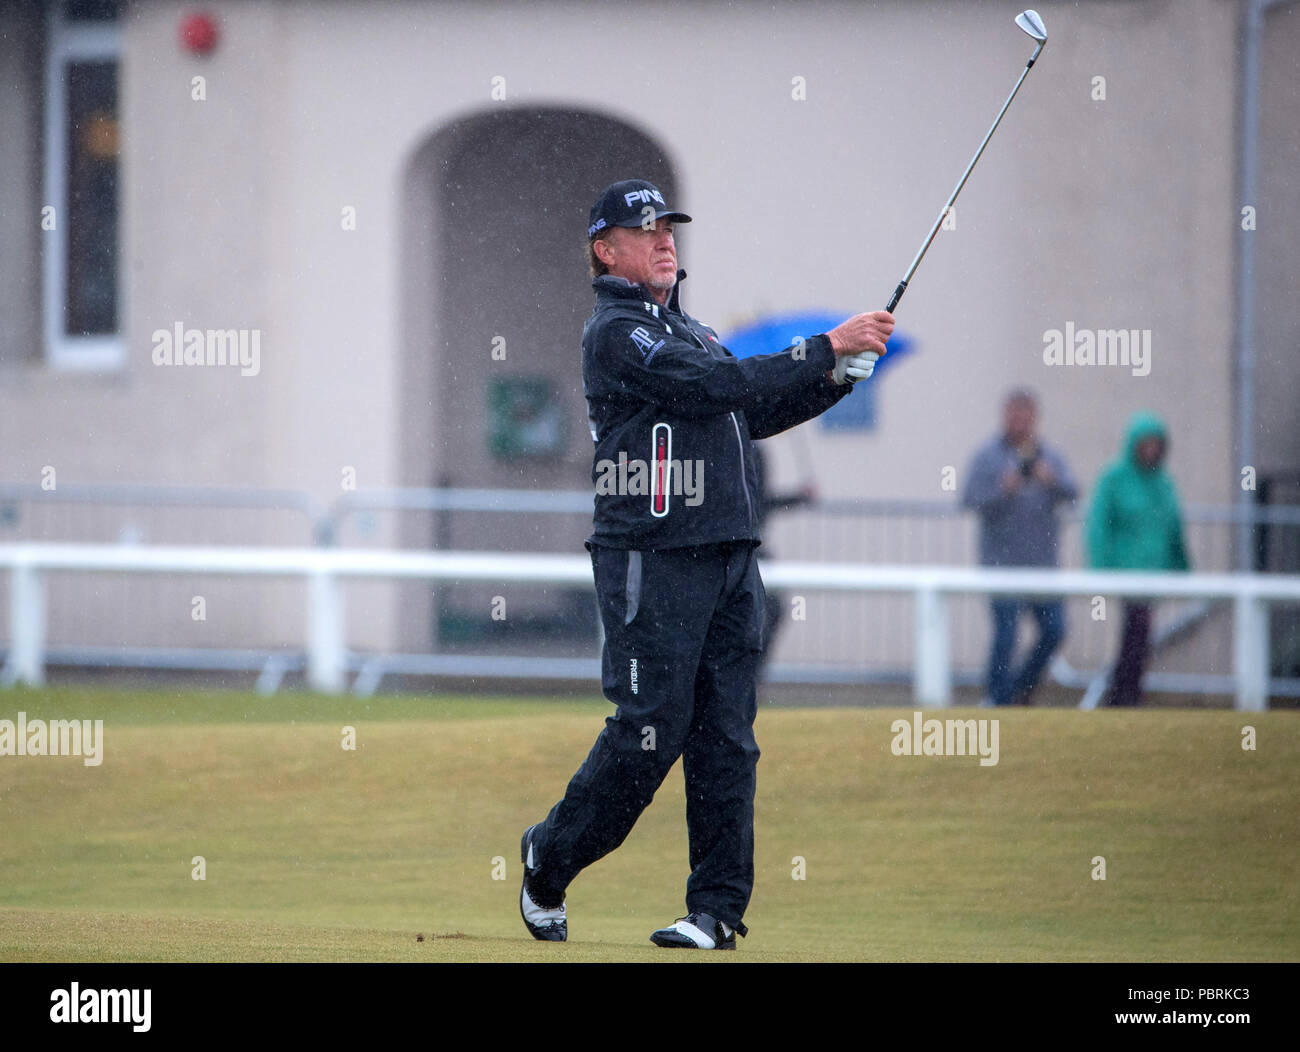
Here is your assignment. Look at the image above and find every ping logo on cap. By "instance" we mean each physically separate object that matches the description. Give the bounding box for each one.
[623,188,666,208]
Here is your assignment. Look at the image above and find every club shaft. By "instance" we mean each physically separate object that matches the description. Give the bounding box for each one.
[887,55,1038,313]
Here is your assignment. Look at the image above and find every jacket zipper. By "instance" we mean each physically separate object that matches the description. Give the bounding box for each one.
[730,412,756,529]
[674,311,757,532]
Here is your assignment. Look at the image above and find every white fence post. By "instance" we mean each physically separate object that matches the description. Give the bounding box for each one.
[914,584,951,707]
[307,568,346,694]
[1233,592,1269,712]
[7,561,47,686]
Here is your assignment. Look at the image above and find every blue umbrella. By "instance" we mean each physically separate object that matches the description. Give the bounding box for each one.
[722,311,914,431]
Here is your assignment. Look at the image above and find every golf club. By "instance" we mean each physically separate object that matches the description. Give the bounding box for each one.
[884,8,1048,313]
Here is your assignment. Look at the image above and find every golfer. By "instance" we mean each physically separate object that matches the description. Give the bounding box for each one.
[519,178,892,949]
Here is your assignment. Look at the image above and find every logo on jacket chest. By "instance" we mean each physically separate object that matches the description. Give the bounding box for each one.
[629,325,667,362]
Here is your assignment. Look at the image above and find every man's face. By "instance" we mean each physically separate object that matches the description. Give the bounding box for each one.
[597,220,677,296]
[1003,398,1037,445]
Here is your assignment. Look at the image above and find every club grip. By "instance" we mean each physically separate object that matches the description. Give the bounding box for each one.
[885,280,907,314]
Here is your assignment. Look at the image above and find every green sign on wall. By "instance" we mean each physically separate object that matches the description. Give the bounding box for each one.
[487,377,566,459]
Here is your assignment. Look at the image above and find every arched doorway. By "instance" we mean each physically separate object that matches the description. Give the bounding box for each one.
[397,108,681,653]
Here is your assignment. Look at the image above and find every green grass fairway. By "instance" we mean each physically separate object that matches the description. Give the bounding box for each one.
[0,687,1295,962]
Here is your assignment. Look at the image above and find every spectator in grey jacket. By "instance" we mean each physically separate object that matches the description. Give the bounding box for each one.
[962,389,1078,705]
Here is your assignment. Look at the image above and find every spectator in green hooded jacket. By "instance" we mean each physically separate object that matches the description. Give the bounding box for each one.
[1086,411,1190,705]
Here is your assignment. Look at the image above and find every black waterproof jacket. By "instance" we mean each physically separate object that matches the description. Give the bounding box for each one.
[582,270,852,550]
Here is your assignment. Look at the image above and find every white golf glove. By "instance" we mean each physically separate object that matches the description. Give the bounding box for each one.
[831,351,880,385]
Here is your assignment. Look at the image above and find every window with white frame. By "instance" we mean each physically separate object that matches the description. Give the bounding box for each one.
[43,0,123,369]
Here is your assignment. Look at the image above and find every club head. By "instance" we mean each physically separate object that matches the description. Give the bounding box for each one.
[1015,9,1048,44]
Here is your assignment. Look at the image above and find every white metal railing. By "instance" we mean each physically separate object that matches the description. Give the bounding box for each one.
[2,542,1299,710]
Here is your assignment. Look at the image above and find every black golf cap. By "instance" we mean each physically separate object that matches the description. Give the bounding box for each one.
[587,179,691,238]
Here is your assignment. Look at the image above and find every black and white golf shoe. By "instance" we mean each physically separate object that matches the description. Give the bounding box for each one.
[519,824,566,942]
[649,912,736,950]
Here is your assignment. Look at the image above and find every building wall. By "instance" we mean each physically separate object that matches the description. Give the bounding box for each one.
[0,0,1288,673]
